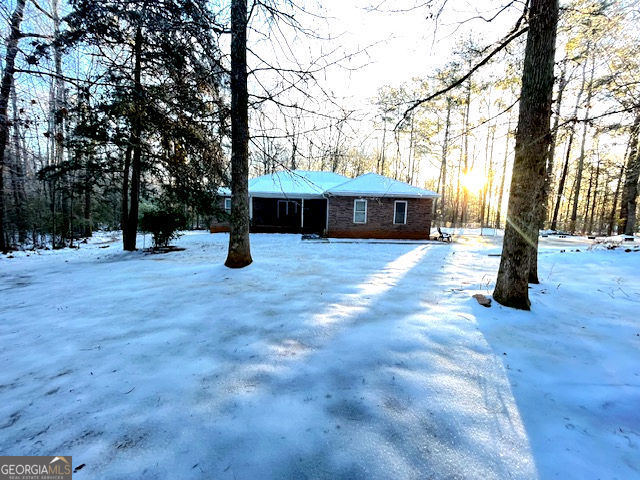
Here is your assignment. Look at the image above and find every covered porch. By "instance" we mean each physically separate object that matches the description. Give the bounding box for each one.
[250,197,327,234]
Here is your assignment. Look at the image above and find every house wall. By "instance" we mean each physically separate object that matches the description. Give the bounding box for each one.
[327,196,433,239]
[209,196,230,233]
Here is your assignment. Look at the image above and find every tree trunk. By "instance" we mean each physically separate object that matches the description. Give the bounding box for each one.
[587,151,600,234]
[620,111,640,235]
[484,125,496,228]
[11,85,27,243]
[434,98,451,223]
[121,143,132,244]
[461,77,472,226]
[225,0,252,268]
[493,0,559,310]
[609,164,625,236]
[550,59,588,231]
[123,26,143,251]
[84,171,92,237]
[0,0,27,253]
[542,60,567,225]
[52,0,68,245]
[569,53,595,233]
[495,116,512,230]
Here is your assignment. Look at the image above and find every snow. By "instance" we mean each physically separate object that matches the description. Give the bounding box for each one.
[1,232,638,479]
[246,170,348,198]
[326,172,439,198]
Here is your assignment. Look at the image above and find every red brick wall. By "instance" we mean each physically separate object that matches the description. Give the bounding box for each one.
[327,196,433,239]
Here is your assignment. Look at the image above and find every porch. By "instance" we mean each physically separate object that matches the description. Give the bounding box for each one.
[250,197,327,234]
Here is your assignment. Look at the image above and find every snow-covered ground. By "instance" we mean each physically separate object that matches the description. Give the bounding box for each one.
[0,231,638,479]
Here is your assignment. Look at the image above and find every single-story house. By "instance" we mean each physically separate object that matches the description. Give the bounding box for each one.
[211,170,439,240]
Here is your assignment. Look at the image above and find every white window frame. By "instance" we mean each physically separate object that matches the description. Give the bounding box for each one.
[277,200,298,218]
[394,200,408,225]
[224,197,232,214]
[353,199,367,224]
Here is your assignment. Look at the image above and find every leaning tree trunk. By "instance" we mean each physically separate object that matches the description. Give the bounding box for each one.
[493,0,559,310]
[225,0,252,268]
[0,0,27,253]
[620,111,640,236]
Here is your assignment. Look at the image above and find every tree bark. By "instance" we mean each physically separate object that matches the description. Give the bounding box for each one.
[225,0,252,268]
[0,0,27,253]
[620,111,640,235]
[493,0,559,310]
[123,26,143,251]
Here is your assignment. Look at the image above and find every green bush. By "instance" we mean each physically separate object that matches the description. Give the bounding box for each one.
[139,207,188,248]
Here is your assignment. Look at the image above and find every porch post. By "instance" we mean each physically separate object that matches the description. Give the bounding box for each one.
[249,196,253,220]
[301,198,305,229]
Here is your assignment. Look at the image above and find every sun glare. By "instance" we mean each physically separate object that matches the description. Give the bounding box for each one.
[461,169,486,193]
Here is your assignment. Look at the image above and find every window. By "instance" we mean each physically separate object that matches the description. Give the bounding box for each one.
[224,198,231,214]
[353,199,367,223]
[277,200,298,218]
[394,200,407,224]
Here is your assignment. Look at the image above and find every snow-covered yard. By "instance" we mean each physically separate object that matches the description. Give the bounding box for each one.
[1,232,638,479]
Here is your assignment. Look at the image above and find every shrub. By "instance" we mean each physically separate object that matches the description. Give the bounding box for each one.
[139,207,188,248]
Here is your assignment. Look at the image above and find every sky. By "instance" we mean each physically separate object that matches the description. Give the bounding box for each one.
[299,0,522,108]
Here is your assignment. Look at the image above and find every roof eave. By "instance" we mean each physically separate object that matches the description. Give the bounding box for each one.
[325,192,440,199]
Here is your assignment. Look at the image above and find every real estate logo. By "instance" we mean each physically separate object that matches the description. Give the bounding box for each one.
[0,456,72,480]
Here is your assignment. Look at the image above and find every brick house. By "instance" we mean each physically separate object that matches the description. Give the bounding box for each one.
[211,170,438,240]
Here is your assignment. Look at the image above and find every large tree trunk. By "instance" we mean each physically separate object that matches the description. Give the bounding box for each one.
[123,26,143,251]
[620,111,640,235]
[225,0,252,268]
[493,0,559,310]
[0,0,27,253]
